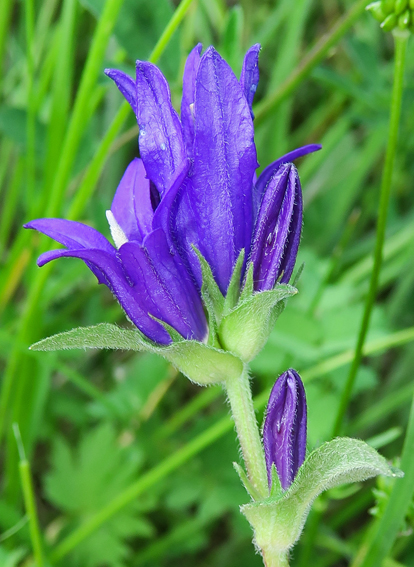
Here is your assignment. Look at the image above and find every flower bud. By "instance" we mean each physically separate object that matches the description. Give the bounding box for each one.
[251,163,302,291]
[263,369,307,490]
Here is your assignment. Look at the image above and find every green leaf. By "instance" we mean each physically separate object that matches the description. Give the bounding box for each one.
[31,324,243,385]
[30,323,152,352]
[45,423,155,567]
[218,285,297,362]
[162,341,243,386]
[242,438,403,555]
[223,249,245,316]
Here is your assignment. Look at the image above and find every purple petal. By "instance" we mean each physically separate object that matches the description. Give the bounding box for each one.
[174,47,258,294]
[263,369,307,490]
[110,158,153,243]
[279,176,302,284]
[105,68,136,113]
[181,43,202,157]
[239,43,260,119]
[152,158,191,247]
[24,218,114,252]
[135,61,186,196]
[253,144,321,219]
[36,246,172,344]
[251,164,301,291]
[119,230,207,342]
[24,218,115,284]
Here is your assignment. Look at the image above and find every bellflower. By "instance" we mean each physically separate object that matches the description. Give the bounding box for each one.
[26,43,320,349]
[106,44,320,296]
[263,369,307,490]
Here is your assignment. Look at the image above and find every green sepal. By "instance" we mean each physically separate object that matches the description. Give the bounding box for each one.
[292,262,305,287]
[218,284,297,362]
[270,464,283,499]
[193,247,224,347]
[381,12,398,29]
[30,323,244,385]
[193,247,224,322]
[366,1,387,21]
[240,261,254,302]
[395,0,408,13]
[149,316,185,343]
[233,462,262,501]
[223,249,245,316]
[241,438,403,555]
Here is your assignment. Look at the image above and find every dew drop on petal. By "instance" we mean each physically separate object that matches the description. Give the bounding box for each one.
[160,142,166,151]
[250,83,257,93]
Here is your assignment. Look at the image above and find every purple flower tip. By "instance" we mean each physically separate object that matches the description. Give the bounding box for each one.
[251,163,302,291]
[263,369,307,490]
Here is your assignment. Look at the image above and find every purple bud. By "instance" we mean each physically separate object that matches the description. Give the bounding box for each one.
[251,163,302,291]
[263,369,307,490]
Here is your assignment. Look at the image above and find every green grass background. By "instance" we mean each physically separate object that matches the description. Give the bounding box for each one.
[0,0,414,565]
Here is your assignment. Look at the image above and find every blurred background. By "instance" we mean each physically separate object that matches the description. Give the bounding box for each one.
[1,0,414,565]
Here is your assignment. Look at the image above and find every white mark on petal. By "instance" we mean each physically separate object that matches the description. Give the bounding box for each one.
[106,210,128,248]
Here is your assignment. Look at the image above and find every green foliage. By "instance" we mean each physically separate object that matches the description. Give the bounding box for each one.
[45,423,154,567]
[242,438,402,554]
[1,0,414,566]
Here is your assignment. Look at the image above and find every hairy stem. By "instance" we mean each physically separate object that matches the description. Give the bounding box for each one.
[224,366,268,499]
[332,29,409,437]
[262,549,289,567]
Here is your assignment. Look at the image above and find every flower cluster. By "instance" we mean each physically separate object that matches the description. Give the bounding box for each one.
[25,44,320,347]
[367,0,414,32]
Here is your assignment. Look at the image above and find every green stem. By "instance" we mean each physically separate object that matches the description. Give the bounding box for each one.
[25,0,36,211]
[14,425,44,567]
[45,0,124,218]
[224,366,268,499]
[253,0,372,126]
[352,392,414,567]
[332,30,409,437]
[262,549,289,567]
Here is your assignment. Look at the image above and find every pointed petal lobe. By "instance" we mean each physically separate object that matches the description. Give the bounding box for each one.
[181,43,202,157]
[105,68,136,113]
[135,61,186,196]
[174,47,258,293]
[239,43,260,119]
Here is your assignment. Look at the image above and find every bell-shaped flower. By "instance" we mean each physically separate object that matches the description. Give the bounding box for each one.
[25,157,207,345]
[263,369,307,490]
[106,45,320,297]
[27,44,320,352]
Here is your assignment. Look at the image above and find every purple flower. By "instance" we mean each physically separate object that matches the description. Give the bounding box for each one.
[263,369,307,490]
[24,158,207,345]
[26,44,320,346]
[106,44,320,295]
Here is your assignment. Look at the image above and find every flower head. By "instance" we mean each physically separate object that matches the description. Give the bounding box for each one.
[26,44,320,348]
[106,44,320,296]
[263,369,307,490]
